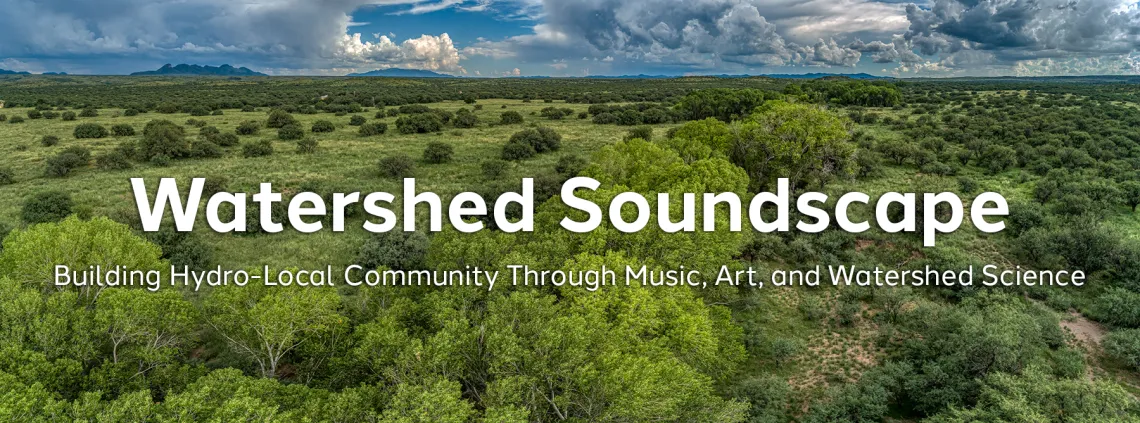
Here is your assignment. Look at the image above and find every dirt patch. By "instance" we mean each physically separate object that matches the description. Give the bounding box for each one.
[1061,311,1107,350]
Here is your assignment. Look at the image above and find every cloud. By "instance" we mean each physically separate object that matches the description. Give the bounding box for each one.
[0,0,464,73]
[464,0,884,69]
[901,0,1140,62]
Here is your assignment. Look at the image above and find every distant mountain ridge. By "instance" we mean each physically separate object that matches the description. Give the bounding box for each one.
[346,68,454,78]
[0,69,31,75]
[581,72,888,80]
[131,64,266,76]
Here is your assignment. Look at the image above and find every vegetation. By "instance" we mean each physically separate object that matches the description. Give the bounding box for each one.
[0,76,1138,422]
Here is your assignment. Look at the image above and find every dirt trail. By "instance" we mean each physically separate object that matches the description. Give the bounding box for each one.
[1061,311,1107,349]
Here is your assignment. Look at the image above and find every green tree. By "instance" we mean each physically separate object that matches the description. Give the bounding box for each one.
[731,101,854,191]
[203,284,343,378]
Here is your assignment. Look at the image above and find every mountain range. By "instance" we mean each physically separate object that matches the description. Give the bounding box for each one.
[130,64,266,76]
[0,69,31,75]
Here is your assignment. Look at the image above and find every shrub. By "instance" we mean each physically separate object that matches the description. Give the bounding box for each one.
[395,113,444,134]
[200,176,230,196]
[592,112,617,124]
[60,111,76,121]
[41,111,59,119]
[40,135,60,147]
[296,138,319,154]
[507,127,561,154]
[398,104,432,114]
[212,110,224,116]
[74,123,109,139]
[1105,329,1140,371]
[374,109,387,119]
[349,115,367,126]
[481,159,509,179]
[78,107,99,117]
[311,120,336,133]
[9,116,24,124]
[95,149,133,170]
[277,124,304,140]
[212,133,240,147]
[148,229,214,270]
[123,109,140,117]
[423,141,454,164]
[453,110,478,128]
[44,147,91,177]
[110,124,136,137]
[958,176,979,194]
[378,154,415,178]
[199,126,221,138]
[555,154,587,177]
[241,105,256,112]
[27,110,42,119]
[139,120,190,161]
[501,140,537,161]
[242,140,274,158]
[500,111,524,125]
[189,107,210,117]
[623,126,653,141]
[266,109,298,128]
[359,122,387,136]
[355,231,429,270]
[190,140,223,158]
[0,167,15,185]
[22,191,74,224]
[0,114,6,122]
[236,120,261,135]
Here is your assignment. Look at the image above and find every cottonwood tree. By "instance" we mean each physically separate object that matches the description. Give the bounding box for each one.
[94,289,195,377]
[203,284,343,378]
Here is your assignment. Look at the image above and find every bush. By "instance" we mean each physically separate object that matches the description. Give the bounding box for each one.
[0,167,15,185]
[501,140,537,161]
[296,138,318,154]
[1105,329,1140,371]
[95,149,133,170]
[123,109,140,117]
[277,124,304,140]
[108,124,136,137]
[481,159,509,179]
[190,140,223,158]
[266,109,298,128]
[139,120,190,161]
[349,115,367,126]
[374,109,387,119]
[78,108,99,118]
[395,113,444,134]
[74,123,109,139]
[199,126,221,138]
[41,111,59,119]
[61,111,76,121]
[22,191,74,224]
[453,110,478,128]
[148,229,214,270]
[423,141,454,164]
[506,127,561,156]
[211,133,240,147]
[40,135,60,147]
[9,116,24,124]
[592,112,617,124]
[359,122,387,137]
[27,110,42,119]
[241,105,256,112]
[555,154,587,177]
[355,231,429,270]
[623,126,653,141]
[500,111,524,125]
[958,176,979,194]
[311,120,336,133]
[236,120,261,135]
[242,140,274,158]
[378,154,415,178]
[44,147,91,177]
[0,114,6,122]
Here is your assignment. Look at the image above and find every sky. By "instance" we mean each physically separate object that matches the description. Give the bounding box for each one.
[2,0,1140,77]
